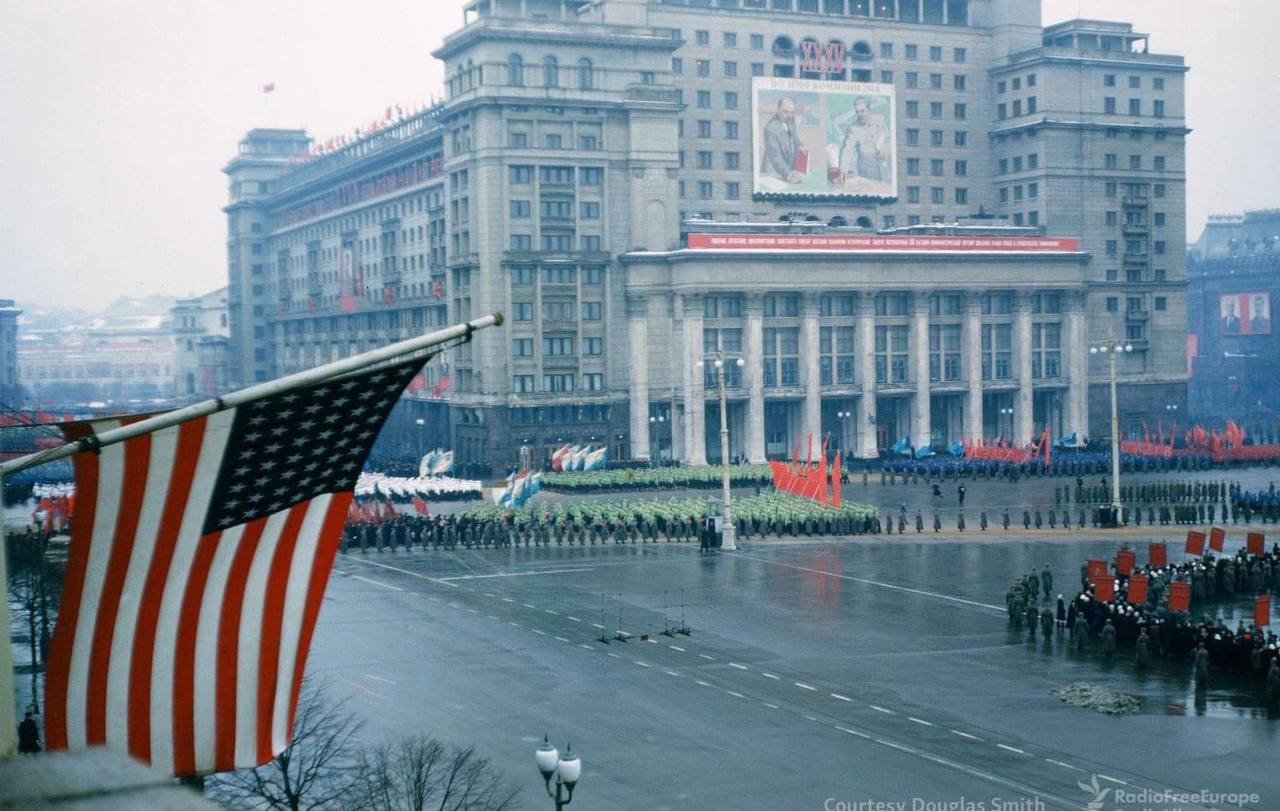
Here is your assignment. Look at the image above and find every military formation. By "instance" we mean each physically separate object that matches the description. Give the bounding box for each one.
[881,450,1219,482]
[1006,549,1280,703]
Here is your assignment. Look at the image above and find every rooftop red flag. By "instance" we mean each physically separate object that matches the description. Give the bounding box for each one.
[42,355,425,776]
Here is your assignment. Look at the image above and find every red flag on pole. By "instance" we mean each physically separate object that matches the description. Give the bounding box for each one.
[1128,573,1148,605]
[1185,530,1206,556]
[1208,527,1225,552]
[1247,531,1265,556]
[1115,548,1135,576]
[1169,580,1191,612]
[412,496,430,516]
[1149,541,1167,567]
[1256,594,1272,627]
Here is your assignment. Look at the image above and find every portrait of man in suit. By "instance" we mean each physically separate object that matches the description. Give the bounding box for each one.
[760,96,804,185]
[1221,296,1241,335]
[1248,293,1271,334]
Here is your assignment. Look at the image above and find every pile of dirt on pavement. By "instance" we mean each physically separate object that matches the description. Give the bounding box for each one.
[1052,683,1143,715]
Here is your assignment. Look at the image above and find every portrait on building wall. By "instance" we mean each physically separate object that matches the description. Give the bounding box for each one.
[1220,292,1271,335]
[751,77,897,200]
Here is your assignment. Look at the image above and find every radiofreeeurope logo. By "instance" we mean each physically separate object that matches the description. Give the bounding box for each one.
[1076,774,1262,811]
[1078,776,1111,811]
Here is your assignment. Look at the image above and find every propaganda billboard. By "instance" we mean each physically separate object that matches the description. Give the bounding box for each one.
[1219,292,1271,335]
[751,77,897,201]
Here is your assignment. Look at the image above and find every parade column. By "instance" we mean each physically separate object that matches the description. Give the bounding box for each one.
[802,293,822,443]
[745,293,766,463]
[856,291,878,458]
[912,290,932,448]
[682,292,708,465]
[1066,290,1089,441]
[1014,291,1034,446]
[964,291,984,442]
[627,293,650,460]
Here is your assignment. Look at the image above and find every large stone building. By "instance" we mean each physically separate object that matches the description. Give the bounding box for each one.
[172,287,231,400]
[225,0,1187,473]
[1187,209,1280,432]
[0,299,20,402]
[17,315,176,405]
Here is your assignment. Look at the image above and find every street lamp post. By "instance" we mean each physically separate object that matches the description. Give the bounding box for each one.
[414,417,425,463]
[535,735,582,810]
[998,405,1014,439]
[1089,340,1133,521]
[696,351,746,551]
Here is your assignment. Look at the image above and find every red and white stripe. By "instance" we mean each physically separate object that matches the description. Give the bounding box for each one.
[45,412,352,775]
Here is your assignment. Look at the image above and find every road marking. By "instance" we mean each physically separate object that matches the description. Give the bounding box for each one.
[554,636,570,643]
[952,730,982,741]
[567,616,582,622]
[341,556,458,588]
[448,602,460,608]
[579,644,594,651]
[699,654,716,661]
[544,609,559,615]
[634,660,652,668]
[696,680,712,687]
[997,744,1026,755]
[523,603,536,609]
[794,682,817,691]
[876,738,910,752]
[646,638,658,644]
[728,662,749,670]
[607,653,621,659]
[868,705,893,715]
[830,692,852,702]
[1045,759,1083,772]
[728,553,1004,612]
[1098,775,1128,785]
[762,672,779,680]
[664,670,681,677]
[483,592,496,598]
[502,598,514,603]
[763,703,779,709]
[836,725,871,739]
[532,629,547,636]
[351,575,403,592]
[437,567,595,582]
[487,615,499,621]
[669,645,686,652]
[365,674,396,685]
[909,717,934,727]
[591,623,605,629]
[466,608,478,613]
[727,691,744,698]
[508,622,521,627]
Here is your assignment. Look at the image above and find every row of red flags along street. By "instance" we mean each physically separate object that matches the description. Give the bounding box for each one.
[768,432,842,508]
[1083,530,1271,626]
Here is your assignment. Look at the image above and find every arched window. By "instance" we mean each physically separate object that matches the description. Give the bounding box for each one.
[577,58,593,90]
[855,216,873,228]
[772,36,795,58]
[543,55,558,88]
[828,216,848,227]
[850,40,874,61]
[507,53,524,87]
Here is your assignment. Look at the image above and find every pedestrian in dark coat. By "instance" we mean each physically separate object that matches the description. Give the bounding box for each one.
[18,711,41,753]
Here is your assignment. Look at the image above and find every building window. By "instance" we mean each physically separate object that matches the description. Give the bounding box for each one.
[543,374,574,392]
[928,324,962,382]
[1153,99,1165,117]
[507,53,524,86]
[954,130,967,147]
[1129,98,1141,115]
[874,325,909,385]
[514,301,533,320]
[981,323,1012,380]
[906,129,920,146]
[583,336,603,355]
[954,74,966,91]
[820,325,857,386]
[511,234,532,251]
[763,327,800,388]
[578,58,594,89]
[697,120,712,138]
[1104,97,1116,114]
[725,121,739,139]
[513,338,534,357]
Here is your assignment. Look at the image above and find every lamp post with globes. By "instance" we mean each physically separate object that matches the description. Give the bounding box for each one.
[695,350,746,551]
[535,735,582,810]
[1089,339,1133,520]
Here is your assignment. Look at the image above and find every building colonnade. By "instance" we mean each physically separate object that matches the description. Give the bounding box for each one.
[627,288,1089,462]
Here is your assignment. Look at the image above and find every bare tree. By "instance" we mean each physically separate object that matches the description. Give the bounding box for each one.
[352,735,520,811]
[205,680,365,810]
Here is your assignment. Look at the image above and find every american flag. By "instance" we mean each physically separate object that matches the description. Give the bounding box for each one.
[44,356,424,775]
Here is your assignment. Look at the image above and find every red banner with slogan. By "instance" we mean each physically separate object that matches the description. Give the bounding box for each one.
[1094,574,1115,603]
[1185,530,1205,556]
[1128,574,1148,605]
[1087,559,1108,581]
[1208,527,1225,552]
[1149,541,1167,567]
[1116,548,1135,576]
[1169,580,1191,612]
[1247,531,1265,556]
[1257,595,1272,627]
[686,233,1081,252]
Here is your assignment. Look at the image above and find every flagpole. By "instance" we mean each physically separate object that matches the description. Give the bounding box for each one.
[0,313,502,478]
[0,470,16,756]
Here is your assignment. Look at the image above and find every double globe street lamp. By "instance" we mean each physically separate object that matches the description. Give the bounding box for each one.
[1089,340,1133,523]
[695,351,746,551]
[535,735,582,809]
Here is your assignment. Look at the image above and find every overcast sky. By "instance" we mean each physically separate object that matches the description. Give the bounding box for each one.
[2,0,1276,310]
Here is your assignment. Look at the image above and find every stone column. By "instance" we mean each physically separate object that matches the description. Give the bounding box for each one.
[627,294,650,460]
[1066,289,1089,441]
[912,291,931,448]
[745,294,766,463]
[666,294,684,461]
[801,293,822,443]
[682,293,707,465]
[964,292,983,442]
[1014,292,1034,446]
[855,292,878,458]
